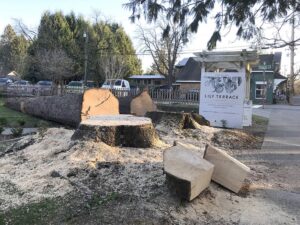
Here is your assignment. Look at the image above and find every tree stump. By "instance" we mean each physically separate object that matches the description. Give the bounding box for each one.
[164,142,214,201]
[146,111,210,130]
[72,115,160,147]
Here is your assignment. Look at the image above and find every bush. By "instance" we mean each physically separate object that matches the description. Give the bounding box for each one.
[0,126,4,134]
[17,118,26,127]
[0,117,8,126]
[10,128,23,137]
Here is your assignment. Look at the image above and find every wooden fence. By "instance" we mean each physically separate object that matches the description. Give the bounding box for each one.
[1,86,200,105]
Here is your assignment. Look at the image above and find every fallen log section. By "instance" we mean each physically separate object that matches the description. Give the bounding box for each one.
[164,142,214,201]
[204,145,250,193]
[5,89,119,127]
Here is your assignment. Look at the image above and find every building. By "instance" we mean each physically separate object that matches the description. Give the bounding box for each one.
[175,57,201,91]
[128,74,166,88]
[250,52,286,104]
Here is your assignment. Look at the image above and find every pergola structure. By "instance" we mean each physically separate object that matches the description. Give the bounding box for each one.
[194,50,258,128]
[194,50,258,99]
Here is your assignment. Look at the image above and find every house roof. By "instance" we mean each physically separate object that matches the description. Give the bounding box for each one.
[129,74,165,79]
[252,52,282,71]
[274,72,286,80]
[176,58,189,68]
[176,57,201,82]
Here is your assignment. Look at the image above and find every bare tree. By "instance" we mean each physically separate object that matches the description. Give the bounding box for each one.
[36,48,75,84]
[13,18,37,42]
[136,18,189,86]
[99,55,129,80]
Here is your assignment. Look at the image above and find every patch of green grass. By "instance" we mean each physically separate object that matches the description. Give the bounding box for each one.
[0,98,54,128]
[0,198,59,225]
[252,115,269,126]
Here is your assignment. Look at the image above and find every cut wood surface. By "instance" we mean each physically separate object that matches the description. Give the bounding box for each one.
[130,90,157,116]
[118,90,157,116]
[4,89,119,127]
[164,142,214,201]
[204,145,250,193]
[72,115,160,148]
[81,88,119,121]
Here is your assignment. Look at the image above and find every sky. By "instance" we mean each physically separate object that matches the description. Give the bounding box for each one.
[0,0,298,74]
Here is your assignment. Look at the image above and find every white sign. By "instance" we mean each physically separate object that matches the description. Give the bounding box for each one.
[200,72,246,128]
[243,100,252,127]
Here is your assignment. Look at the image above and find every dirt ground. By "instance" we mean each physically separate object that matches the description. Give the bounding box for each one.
[0,115,298,225]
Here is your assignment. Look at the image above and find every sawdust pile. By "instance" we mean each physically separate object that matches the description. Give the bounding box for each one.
[0,128,165,211]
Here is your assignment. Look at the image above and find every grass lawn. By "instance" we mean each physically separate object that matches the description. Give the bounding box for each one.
[0,97,54,128]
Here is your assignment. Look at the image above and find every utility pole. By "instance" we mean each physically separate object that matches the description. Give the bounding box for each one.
[83,31,88,87]
[289,12,295,97]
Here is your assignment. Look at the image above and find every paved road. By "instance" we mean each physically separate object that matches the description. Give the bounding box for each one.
[237,105,300,223]
[291,95,300,106]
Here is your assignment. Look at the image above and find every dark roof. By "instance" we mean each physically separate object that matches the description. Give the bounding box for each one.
[176,57,201,82]
[274,72,286,80]
[252,52,282,71]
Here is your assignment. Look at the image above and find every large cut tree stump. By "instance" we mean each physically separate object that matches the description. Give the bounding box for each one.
[5,89,119,127]
[72,115,160,147]
[204,145,250,193]
[164,142,214,201]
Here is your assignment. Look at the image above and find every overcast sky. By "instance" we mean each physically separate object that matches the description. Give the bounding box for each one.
[0,0,298,74]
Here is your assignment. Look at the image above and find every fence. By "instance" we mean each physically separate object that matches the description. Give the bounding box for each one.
[0,85,200,105]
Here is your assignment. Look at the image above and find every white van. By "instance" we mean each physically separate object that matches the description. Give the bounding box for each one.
[101,79,130,90]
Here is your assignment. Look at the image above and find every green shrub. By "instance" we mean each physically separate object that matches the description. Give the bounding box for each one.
[0,117,8,126]
[10,128,23,137]
[17,118,26,127]
[0,126,4,134]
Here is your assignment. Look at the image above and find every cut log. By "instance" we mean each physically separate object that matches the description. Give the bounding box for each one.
[72,115,160,147]
[203,145,250,193]
[146,111,210,129]
[118,90,157,116]
[164,142,214,201]
[130,90,157,116]
[4,89,119,127]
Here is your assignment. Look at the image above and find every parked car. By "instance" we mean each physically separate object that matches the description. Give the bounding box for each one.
[13,80,31,86]
[102,79,130,90]
[0,78,13,92]
[32,80,53,95]
[7,80,31,94]
[0,78,13,86]
[65,80,97,93]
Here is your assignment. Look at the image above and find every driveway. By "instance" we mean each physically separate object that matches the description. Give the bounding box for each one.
[237,104,300,223]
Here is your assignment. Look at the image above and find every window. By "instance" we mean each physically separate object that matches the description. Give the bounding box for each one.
[255,82,267,99]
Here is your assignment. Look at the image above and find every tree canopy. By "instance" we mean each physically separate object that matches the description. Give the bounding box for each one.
[124,0,300,49]
[0,11,142,83]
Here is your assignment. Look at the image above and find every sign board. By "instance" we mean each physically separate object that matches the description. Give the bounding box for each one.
[200,72,246,128]
[243,100,252,126]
